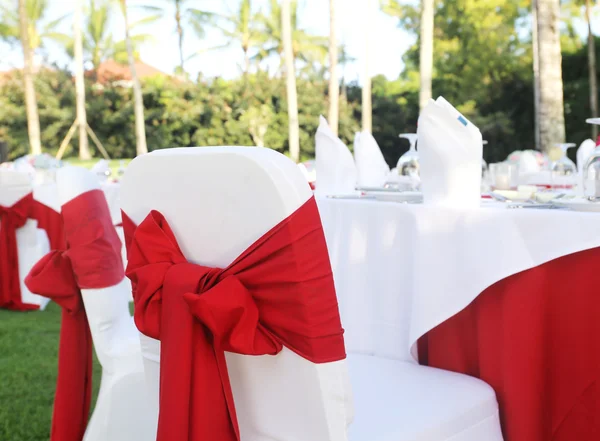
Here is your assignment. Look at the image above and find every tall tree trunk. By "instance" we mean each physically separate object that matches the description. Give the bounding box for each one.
[532,0,541,150]
[536,0,566,150]
[74,0,91,160]
[281,0,300,162]
[362,0,372,133]
[176,1,184,74]
[243,47,250,75]
[18,0,42,156]
[328,0,339,136]
[586,0,598,140]
[419,0,434,111]
[122,1,148,156]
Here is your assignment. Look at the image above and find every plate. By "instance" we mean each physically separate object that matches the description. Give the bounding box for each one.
[553,198,600,212]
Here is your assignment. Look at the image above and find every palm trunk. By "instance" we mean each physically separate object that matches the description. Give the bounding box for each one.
[176,2,184,74]
[536,0,566,151]
[122,1,148,156]
[18,0,42,155]
[327,0,339,136]
[362,0,372,133]
[419,0,434,111]
[74,0,91,160]
[281,0,300,163]
[586,0,598,140]
[243,47,250,75]
[532,0,541,150]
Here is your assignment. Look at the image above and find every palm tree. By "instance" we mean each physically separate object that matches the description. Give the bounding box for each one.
[215,0,262,75]
[281,0,299,162]
[585,0,597,139]
[419,0,434,111]
[255,0,327,70]
[532,0,541,150]
[61,0,157,73]
[362,1,372,133]
[18,0,41,155]
[120,0,147,156]
[2,0,68,155]
[328,0,339,135]
[535,0,566,150]
[164,0,214,75]
[74,0,91,159]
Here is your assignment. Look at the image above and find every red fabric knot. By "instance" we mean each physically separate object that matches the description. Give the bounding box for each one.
[25,189,124,441]
[122,196,346,441]
[0,193,39,311]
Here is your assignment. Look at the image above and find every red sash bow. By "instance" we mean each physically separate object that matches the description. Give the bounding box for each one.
[0,193,40,311]
[122,196,346,441]
[25,190,124,441]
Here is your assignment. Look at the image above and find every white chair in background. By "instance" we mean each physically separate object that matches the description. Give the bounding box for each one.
[55,166,153,441]
[121,147,503,441]
[0,170,50,310]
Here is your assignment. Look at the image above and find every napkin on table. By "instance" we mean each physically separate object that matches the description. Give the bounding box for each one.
[315,116,357,196]
[353,131,390,187]
[417,97,483,208]
[577,139,596,173]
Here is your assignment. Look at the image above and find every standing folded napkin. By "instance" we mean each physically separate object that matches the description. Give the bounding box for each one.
[354,131,390,187]
[315,116,357,196]
[417,97,483,208]
[577,139,595,172]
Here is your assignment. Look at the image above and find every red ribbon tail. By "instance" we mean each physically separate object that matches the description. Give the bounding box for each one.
[50,309,93,441]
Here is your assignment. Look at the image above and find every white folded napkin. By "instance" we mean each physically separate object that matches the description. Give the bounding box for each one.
[353,131,390,187]
[577,139,596,173]
[417,97,483,208]
[517,150,541,175]
[315,116,357,196]
[91,159,111,182]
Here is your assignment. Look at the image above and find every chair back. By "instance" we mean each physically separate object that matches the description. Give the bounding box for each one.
[121,147,352,441]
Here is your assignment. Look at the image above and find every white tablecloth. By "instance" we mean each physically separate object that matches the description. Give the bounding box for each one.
[317,197,600,362]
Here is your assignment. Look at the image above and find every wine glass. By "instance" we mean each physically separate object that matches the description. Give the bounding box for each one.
[549,143,577,189]
[397,134,419,178]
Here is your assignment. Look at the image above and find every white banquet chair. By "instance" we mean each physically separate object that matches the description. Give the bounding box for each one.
[0,170,50,310]
[121,147,503,441]
[55,166,153,441]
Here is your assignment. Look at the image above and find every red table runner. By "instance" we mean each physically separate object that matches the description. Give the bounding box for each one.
[419,248,600,441]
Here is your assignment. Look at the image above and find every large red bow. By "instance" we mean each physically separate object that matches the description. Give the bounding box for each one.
[25,189,124,441]
[0,193,40,311]
[122,196,346,441]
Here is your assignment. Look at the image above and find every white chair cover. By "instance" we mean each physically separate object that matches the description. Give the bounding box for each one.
[0,170,50,310]
[121,147,352,441]
[55,166,153,441]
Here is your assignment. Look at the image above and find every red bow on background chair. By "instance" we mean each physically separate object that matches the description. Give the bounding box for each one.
[25,189,124,441]
[122,196,346,441]
[0,193,39,311]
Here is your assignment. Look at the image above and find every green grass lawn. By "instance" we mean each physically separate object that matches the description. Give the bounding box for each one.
[61,158,132,177]
[0,303,102,441]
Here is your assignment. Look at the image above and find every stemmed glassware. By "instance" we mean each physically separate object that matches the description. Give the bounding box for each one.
[583,119,600,197]
[397,134,419,178]
[550,143,577,189]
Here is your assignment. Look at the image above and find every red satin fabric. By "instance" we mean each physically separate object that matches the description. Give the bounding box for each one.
[25,189,124,441]
[419,248,600,441]
[30,199,66,250]
[122,196,346,441]
[0,193,40,310]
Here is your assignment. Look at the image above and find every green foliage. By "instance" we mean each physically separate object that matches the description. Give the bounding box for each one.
[0,68,360,161]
